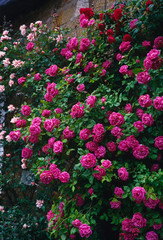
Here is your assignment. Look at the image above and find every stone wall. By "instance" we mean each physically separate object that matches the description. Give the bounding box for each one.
[12,0,117,36]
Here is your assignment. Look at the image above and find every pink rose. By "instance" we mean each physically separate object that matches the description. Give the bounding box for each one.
[79,128,91,140]
[53,141,63,154]
[138,94,152,108]
[80,153,96,169]
[32,117,42,125]
[133,144,149,159]
[29,135,39,144]
[72,219,82,228]
[44,119,54,133]
[132,187,146,203]
[94,146,106,158]
[59,171,70,183]
[137,71,151,84]
[86,95,97,108]
[77,84,85,92]
[136,108,144,119]
[67,37,78,51]
[154,36,163,49]
[132,213,147,228]
[9,130,21,141]
[145,231,158,240]
[133,121,144,133]
[118,167,129,181]
[21,105,31,116]
[63,126,75,140]
[154,136,163,150]
[153,223,162,230]
[126,135,139,149]
[142,113,154,126]
[26,42,34,51]
[107,142,116,152]
[86,141,99,152]
[80,38,90,52]
[119,41,131,52]
[93,165,106,180]
[92,123,105,136]
[144,197,159,209]
[45,64,58,77]
[47,210,54,222]
[16,119,26,128]
[142,41,151,48]
[111,127,123,138]
[109,112,124,127]
[119,65,128,75]
[50,167,61,179]
[40,170,53,184]
[114,187,124,198]
[21,147,33,159]
[125,103,132,113]
[18,77,26,85]
[34,73,42,81]
[118,140,129,152]
[102,160,112,169]
[79,224,92,238]
[29,124,41,136]
[70,102,84,118]
[88,188,94,195]
[42,109,51,118]
[153,96,163,111]
[110,201,121,209]
[102,60,111,69]
[122,218,134,232]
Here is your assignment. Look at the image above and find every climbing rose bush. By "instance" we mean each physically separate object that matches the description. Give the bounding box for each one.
[0,0,163,239]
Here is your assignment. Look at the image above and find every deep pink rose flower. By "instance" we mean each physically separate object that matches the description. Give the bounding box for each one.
[77,84,85,92]
[118,167,129,181]
[132,187,146,203]
[67,37,78,51]
[122,218,134,232]
[102,160,112,169]
[70,102,84,118]
[16,119,26,128]
[79,224,92,238]
[153,96,163,111]
[154,36,163,49]
[22,147,33,159]
[126,135,139,149]
[47,210,54,222]
[107,142,116,152]
[80,38,90,52]
[142,40,151,48]
[80,153,96,169]
[145,231,158,240]
[119,41,131,52]
[72,219,82,228]
[18,77,26,85]
[136,108,144,119]
[144,197,159,209]
[154,136,163,150]
[50,167,61,179]
[125,103,132,113]
[94,145,106,158]
[92,123,105,136]
[29,124,41,136]
[53,141,63,154]
[33,73,42,81]
[44,119,54,133]
[133,121,144,133]
[111,127,123,138]
[59,171,70,183]
[45,64,58,77]
[93,165,106,180]
[137,71,151,84]
[88,188,94,195]
[21,105,31,116]
[40,170,53,184]
[133,144,149,159]
[79,128,91,140]
[110,201,121,209]
[86,141,99,152]
[109,112,124,127]
[63,126,75,140]
[42,109,51,118]
[118,140,129,152]
[32,117,42,125]
[9,130,21,141]
[132,213,147,228]
[153,223,162,230]
[86,95,97,108]
[138,94,152,108]
[102,60,111,69]
[114,187,124,198]
[26,42,34,51]
[142,113,154,126]
[119,65,128,75]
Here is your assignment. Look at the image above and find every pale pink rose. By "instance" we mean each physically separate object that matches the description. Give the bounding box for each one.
[36,200,44,208]
[27,33,35,41]
[10,117,20,123]
[0,206,5,213]
[3,58,10,67]
[0,51,6,58]
[12,59,25,68]
[56,34,63,43]
[21,163,27,169]
[9,80,14,87]
[0,85,5,92]
[5,135,12,142]
[8,105,15,111]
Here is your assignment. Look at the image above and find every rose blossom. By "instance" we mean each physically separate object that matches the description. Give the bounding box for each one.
[137,71,151,84]
[132,187,146,203]
[21,148,33,159]
[129,19,138,29]
[80,38,90,52]
[102,160,112,169]
[110,201,121,209]
[125,103,132,113]
[133,144,149,159]
[93,165,106,180]
[122,218,134,232]
[21,105,31,116]
[142,113,154,126]
[40,170,53,184]
[86,141,98,152]
[94,146,106,158]
[9,130,21,141]
[72,219,82,228]
[18,77,26,85]
[109,112,124,127]
[114,187,124,198]
[111,127,123,138]
[77,84,85,92]
[119,41,131,52]
[88,188,94,195]
[133,121,144,132]
[29,124,41,136]
[126,135,139,149]
[153,223,162,230]
[45,64,58,77]
[92,123,105,136]
[154,36,163,49]
[153,96,163,111]
[26,42,34,51]
[8,104,15,111]
[132,213,147,228]
[44,119,54,133]
[86,95,97,108]
[80,153,96,169]
[47,210,54,222]
[145,231,158,240]
[142,41,151,48]
[36,200,44,208]
[34,73,42,81]
[79,128,91,140]
[63,126,75,140]
[118,140,129,152]
[154,136,163,150]
[144,197,159,209]
[118,167,129,181]
[0,85,5,92]
[70,102,84,118]
[136,108,144,119]
[138,94,152,108]
[79,224,92,238]
[119,65,128,75]
[107,142,116,152]
[50,167,61,179]
[53,141,63,154]
[59,171,70,183]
